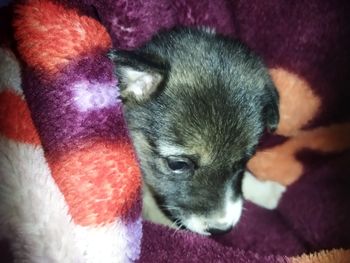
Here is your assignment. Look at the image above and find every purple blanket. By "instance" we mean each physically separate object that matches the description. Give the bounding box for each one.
[1,0,350,262]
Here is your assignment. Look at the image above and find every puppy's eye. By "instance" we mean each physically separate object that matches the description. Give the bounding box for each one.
[166,156,194,173]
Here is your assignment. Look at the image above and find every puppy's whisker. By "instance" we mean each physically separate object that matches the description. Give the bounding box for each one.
[160,205,180,212]
[170,218,180,229]
[169,219,178,229]
[161,205,179,209]
[172,219,183,236]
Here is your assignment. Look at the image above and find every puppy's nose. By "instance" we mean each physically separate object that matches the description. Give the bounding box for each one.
[207,225,233,235]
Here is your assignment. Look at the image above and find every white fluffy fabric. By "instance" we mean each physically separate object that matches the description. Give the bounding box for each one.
[0,47,140,262]
[242,171,286,209]
[0,49,22,95]
[0,137,140,263]
[0,137,81,262]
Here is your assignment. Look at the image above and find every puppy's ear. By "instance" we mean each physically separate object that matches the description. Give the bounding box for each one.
[263,81,279,132]
[108,50,169,104]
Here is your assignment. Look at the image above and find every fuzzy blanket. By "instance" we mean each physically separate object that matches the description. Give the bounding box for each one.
[1,0,350,262]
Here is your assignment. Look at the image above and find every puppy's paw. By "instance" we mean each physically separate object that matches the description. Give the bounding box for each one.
[242,171,286,209]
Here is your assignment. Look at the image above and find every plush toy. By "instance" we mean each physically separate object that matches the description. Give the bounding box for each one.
[248,68,350,185]
[1,0,350,262]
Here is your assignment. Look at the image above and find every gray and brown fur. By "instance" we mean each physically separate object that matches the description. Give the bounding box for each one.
[109,27,279,235]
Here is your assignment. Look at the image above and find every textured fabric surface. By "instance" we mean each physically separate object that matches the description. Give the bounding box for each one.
[1,1,142,262]
[0,0,350,262]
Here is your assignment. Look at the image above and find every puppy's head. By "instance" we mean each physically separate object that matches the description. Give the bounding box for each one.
[109,28,279,235]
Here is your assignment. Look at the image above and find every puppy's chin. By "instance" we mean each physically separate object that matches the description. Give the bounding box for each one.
[182,198,243,236]
[142,183,243,236]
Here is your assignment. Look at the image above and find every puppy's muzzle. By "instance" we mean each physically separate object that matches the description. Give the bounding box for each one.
[207,225,233,235]
[183,198,243,236]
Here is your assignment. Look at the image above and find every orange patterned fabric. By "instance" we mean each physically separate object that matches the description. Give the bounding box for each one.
[270,69,321,137]
[14,0,112,74]
[292,249,350,263]
[248,123,350,185]
[48,140,141,225]
[0,89,40,145]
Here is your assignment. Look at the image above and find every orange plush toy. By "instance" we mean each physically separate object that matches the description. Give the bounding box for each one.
[248,69,350,186]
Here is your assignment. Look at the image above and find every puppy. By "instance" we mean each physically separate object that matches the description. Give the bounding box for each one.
[108,27,285,235]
